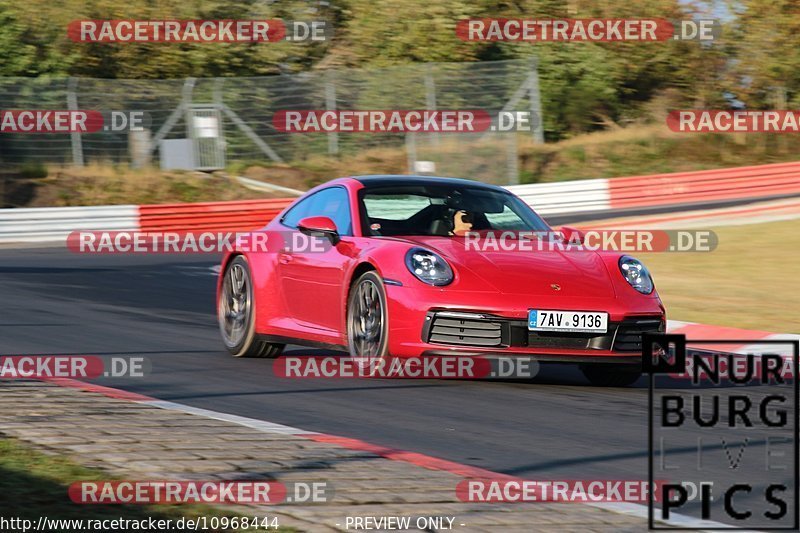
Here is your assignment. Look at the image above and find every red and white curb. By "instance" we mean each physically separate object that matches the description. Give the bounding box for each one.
[39,377,511,484]
[0,199,292,244]
[667,320,799,357]
[33,375,752,530]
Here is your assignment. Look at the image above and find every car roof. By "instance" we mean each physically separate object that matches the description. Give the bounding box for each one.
[351,175,508,192]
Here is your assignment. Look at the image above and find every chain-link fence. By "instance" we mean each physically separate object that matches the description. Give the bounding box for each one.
[0,59,542,185]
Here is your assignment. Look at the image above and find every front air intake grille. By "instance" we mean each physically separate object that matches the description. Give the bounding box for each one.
[428,316,504,347]
[613,318,664,352]
[526,332,594,350]
[424,312,664,352]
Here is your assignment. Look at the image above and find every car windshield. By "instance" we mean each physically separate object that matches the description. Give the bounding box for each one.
[360,184,550,237]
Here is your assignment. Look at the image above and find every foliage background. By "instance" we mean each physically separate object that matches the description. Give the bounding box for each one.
[0,0,793,141]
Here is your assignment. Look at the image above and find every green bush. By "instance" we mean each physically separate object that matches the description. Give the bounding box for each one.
[18,161,48,179]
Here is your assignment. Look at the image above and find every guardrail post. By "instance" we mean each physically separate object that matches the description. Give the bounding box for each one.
[150,78,195,158]
[325,71,338,156]
[506,134,519,185]
[529,58,544,144]
[405,133,417,174]
[67,78,84,166]
[183,77,195,139]
[425,64,439,146]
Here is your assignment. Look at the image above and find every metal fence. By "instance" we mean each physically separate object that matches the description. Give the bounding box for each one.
[0,59,542,184]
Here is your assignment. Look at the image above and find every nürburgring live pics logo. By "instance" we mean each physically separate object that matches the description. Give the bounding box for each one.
[643,333,799,530]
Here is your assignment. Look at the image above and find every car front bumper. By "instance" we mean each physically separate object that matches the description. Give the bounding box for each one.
[385,283,665,360]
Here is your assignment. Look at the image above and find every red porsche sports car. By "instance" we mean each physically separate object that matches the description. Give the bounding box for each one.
[217,175,665,386]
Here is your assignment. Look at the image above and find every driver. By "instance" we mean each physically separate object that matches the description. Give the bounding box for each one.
[450,210,473,236]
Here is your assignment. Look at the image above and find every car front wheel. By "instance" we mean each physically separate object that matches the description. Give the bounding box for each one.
[218,256,284,358]
[346,271,389,369]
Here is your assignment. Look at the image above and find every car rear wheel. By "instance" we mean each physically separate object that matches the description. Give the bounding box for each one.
[580,364,641,387]
[346,271,389,371]
[218,256,284,358]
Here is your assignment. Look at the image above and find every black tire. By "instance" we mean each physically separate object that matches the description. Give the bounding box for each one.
[580,364,642,387]
[218,256,284,358]
[346,271,389,373]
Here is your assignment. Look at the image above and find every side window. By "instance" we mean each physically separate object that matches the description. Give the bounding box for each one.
[281,187,352,236]
[308,187,352,235]
[280,195,313,229]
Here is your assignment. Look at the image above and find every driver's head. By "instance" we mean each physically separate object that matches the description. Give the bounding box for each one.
[451,210,473,236]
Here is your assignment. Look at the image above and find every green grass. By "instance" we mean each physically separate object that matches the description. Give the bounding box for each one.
[641,219,800,333]
[0,438,297,532]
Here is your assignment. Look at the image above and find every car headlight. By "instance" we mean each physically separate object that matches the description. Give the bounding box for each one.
[618,255,654,294]
[405,248,453,286]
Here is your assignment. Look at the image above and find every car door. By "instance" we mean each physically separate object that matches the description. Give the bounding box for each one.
[277,186,353,333]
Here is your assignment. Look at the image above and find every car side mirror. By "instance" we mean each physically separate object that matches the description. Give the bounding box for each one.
[560,225,585,245]
[297,216,340,245]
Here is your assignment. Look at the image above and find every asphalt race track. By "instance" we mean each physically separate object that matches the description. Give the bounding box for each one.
[1,243,795,527]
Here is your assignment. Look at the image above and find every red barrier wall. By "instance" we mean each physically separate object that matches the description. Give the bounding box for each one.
[608,161,800,209]
[136,162,800,233]
[139,198,293,232]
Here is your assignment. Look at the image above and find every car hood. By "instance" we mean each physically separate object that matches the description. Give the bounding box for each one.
[399,236,617,298]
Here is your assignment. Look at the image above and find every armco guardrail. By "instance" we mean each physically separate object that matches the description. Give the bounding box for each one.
[506,178,610,215]
[606,161,800,209]
[505,160,800,215]
[139,199,293,233]
[1,162,800,244]
[0,200,291,243]
[0,205,138,243]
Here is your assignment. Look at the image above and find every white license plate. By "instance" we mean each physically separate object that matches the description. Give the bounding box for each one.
[528,310,608,333]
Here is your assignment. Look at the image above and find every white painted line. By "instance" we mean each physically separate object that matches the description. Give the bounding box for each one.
[740,334,800,358]
[138,398,757,529]
[587,502,761,531]
[666,320,694,331]
[142,399,318,435]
